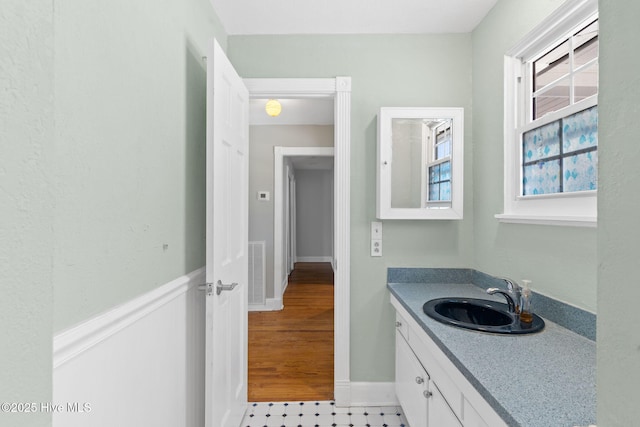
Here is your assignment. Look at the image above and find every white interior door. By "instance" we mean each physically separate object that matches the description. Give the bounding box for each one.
[205,38,249,427]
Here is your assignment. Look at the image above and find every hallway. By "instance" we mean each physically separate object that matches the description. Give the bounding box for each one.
[248,262,334,402]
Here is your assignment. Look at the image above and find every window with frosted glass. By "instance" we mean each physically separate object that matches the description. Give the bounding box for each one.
[522,105,597,195]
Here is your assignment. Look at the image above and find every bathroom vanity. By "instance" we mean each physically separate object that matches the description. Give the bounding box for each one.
[388,268,596,427]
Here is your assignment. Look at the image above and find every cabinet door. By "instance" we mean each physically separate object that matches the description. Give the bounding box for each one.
[396,333,428,427]
[428,381,462,427]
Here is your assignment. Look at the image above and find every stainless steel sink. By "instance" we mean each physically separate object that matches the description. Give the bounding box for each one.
[423,297,545,334]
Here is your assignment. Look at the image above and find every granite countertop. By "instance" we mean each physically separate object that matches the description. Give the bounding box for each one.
[388,281,596,427]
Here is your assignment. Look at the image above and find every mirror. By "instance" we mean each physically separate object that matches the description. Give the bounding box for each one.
[377,107,464,219]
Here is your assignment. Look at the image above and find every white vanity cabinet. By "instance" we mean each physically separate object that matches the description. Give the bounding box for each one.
[396,331,430,427]
[396,317,461,427]
[392,296,508,427]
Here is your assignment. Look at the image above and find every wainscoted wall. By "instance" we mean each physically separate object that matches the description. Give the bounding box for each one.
[53,269,205,427]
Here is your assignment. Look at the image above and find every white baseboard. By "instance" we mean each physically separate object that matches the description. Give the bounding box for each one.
[296,256,333,263]
[334,380,351,407]
[348,382,398,407]
[53,267,206,427]
[248,298,283,312]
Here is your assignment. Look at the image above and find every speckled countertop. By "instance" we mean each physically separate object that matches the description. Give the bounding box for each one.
[388,280,596,427]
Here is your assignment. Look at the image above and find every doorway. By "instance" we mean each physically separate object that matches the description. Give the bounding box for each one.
[244,77,352,405]
[275,147,335,293]
[249,147,335,401]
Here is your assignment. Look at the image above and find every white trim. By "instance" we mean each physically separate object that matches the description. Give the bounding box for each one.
[281,275,289,296]
[348,382,399,407]
[53,267,205,369]
[53,268,206,427]
[296,256,334,263]
[274,146,335,303]
[244,78,337,97]
[333,76,352,407]
[247,77,351,406]
[506,0,598,60]
[334,380,351,407]
[495,213,596,227]
[248,298,283,312]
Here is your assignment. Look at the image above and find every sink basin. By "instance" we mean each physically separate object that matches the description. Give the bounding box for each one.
[423,298,545,334]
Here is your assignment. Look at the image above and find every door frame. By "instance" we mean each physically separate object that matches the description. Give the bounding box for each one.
[274,146,335,296]
[286,163,295,275]
[244,77,351,405]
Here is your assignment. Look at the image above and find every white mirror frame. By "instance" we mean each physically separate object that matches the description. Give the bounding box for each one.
[377,107,464,220]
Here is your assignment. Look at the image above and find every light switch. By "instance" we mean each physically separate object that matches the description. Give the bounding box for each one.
[371,221,382,239]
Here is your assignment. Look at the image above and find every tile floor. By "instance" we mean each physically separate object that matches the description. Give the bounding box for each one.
[240,401,407,427]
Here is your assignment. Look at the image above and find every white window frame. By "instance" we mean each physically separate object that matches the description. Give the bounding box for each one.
[496,0,598,227]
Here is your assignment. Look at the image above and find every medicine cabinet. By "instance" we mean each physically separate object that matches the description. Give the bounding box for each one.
[377,107,464,219]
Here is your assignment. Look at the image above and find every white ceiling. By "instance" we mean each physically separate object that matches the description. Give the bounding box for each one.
[211,0,498,35]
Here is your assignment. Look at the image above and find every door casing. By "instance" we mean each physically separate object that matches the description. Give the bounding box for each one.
[244,77,352,405]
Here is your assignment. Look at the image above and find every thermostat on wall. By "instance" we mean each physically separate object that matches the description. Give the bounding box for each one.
[257,191,270,201]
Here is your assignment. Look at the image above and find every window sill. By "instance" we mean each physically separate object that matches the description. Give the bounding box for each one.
[494,213,597,228]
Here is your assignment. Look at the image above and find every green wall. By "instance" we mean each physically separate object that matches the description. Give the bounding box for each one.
[471,0,598,313]
[53,0,226,331]
[598,0,640,424]
[1,2,54,425]
[7,0,639,423]
[229,34,474,381]
[2,0,225,424]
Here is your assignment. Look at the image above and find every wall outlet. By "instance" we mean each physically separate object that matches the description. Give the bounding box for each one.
[257,191,270,201]
[371,239,382,257]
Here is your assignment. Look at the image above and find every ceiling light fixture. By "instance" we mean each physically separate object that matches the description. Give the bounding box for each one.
[265,99,282,117]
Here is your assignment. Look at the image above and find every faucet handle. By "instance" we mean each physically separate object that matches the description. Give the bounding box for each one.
[502,277,521,292]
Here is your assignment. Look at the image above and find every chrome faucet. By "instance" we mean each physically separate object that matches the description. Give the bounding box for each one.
[486,278,522,314]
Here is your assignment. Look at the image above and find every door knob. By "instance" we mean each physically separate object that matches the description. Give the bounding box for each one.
[216,280,239,295]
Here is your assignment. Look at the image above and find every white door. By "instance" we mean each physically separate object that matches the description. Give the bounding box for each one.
[204,38,249,427]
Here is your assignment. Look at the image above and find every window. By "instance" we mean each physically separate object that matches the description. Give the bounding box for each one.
[532,19,599,119]
[522,105,598,195]
[427,121,453,204]
[498,0,598,227]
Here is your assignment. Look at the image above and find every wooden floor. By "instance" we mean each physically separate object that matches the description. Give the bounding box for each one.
[248,262,334,402]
